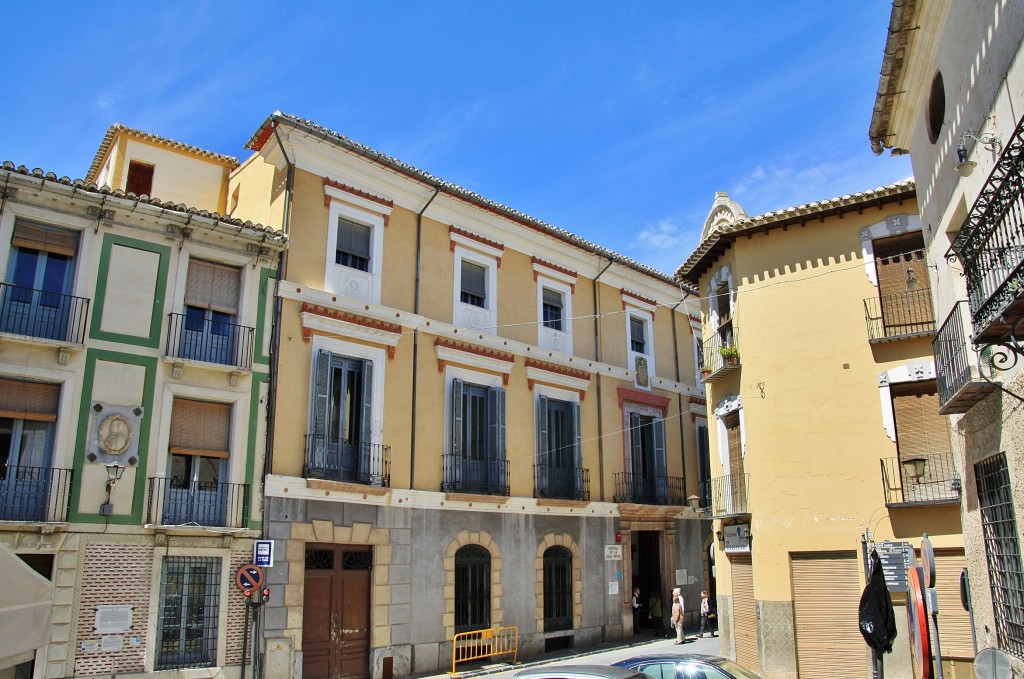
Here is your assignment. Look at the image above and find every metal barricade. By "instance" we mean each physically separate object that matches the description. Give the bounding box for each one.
[451,626,518,676]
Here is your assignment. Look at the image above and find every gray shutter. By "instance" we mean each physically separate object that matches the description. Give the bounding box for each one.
[451,379,464,459]
[629,414,643,475]
[572,401,582,468]
[488,386,506,492]
[359,360,374,478]
[654,418,667,500]
[536,396,549,497]
[312,351,331,466]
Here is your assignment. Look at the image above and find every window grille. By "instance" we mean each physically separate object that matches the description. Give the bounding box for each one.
[156,556,221,670]
[630,317,646,353]
[336,218,372,272]
[342,550,373,570]
[542,288,563,331]
[976,453,1024,658]
[455,545,490,633]
[305,549,334,570]
[543,546,573,631]
[461,261,487,308]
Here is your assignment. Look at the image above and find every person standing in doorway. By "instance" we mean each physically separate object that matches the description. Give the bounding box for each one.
[698,590,715,637]
[671,587,685,644]
[631,586,644,634]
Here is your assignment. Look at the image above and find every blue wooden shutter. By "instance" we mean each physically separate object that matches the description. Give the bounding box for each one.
[451,378,464,459]
[571,401,582,468]
[536,396,549,496]
[629,413,643,476]
[359,360,373,480]
[312,350,331,467]
[488,386,506,491]
[653,417,667,500]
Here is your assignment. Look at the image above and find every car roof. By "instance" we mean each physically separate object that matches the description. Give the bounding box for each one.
[514,664,652,679]
[613,654,730,666]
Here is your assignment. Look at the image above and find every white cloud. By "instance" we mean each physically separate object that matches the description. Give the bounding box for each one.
[628,218,702,274]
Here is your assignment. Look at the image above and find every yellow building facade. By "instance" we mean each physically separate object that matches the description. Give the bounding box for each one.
[678,182,971,679]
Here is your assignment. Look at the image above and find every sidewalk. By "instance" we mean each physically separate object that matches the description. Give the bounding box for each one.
[427,630,722,679]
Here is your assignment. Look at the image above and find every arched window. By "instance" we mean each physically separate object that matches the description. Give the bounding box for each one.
[455,545,490,633]
[543,546,573,631]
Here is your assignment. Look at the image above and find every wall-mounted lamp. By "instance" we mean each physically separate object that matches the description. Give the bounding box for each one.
[906,267,918,290]
[951,472,963,497]
[902,457,928,485]
[956,129,1002,177]
[686,495,702,512]
[100,464,125,517]
[715,529,724,543]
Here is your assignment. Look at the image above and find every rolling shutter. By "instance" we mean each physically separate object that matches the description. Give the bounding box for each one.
[932,550,974,659]
[0,379,60,422]
[892,381,951,459]
[169,399,231,458]
[791,552,865,678]
[732,556,759,672]
[185,260,240,315]
[11,221,77,257]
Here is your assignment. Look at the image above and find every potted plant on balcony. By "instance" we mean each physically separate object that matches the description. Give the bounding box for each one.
[719,344,739,364]
[699,362,711,380]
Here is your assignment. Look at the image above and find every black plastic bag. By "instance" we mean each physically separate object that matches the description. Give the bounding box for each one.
[859,549,897,653]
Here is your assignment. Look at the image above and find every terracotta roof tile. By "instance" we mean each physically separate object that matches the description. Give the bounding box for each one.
[85,123,239,184]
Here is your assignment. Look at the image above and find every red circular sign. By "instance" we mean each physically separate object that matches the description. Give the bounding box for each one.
[235,564,265,592]
[907,566,932,679]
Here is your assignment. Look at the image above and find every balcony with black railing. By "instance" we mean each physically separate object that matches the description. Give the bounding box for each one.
[701,326,740,383]
[933,301,998,414]
[145,477,250,528]
[864,289,936,342]
[534,464,590,501]
[303,436,391,487]
[612,471,685,505]
[880,452,960,506]
[701,473,750,517]
[0,282,90,345]
[165,313,255,370]
[950,113,1024,344]
[442,454,510,496]
[0,466,74,522]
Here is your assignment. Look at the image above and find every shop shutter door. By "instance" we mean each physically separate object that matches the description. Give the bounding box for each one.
[792,553,865,678]
[933,550,974,659]
[732,556,759,672]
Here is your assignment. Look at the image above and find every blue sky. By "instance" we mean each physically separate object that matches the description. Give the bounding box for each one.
[1,2,910,274]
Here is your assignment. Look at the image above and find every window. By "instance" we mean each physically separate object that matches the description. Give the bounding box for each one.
[446,379,506,494]
[627,411,667,503]
[626,311,655,388]
[542,288,564,331]
[165,398,230,526]
[927,71,945,145]
[2,221,79,342]
[460,261,487,308]
[179,259,241,366]
[308,350,373,483]
[454,544,490,633]
[976,453,1024,658]
[714,283,731,323]
[335,217,372,272]
[636,663,676,679]
[126,160,155,196]
[543,546,573,631]
[156,556,221,670]
[0,378,58,521]
[630,317,646,353]
[536,396,582,499]
[872,232,933,338]
[891,380,951,459]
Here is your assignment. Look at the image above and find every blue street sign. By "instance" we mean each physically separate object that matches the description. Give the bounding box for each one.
[254,540,274,567]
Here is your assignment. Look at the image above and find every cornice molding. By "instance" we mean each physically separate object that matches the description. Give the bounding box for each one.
[435,338,516,384]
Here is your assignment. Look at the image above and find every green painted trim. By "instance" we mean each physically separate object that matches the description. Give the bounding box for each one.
[253,267,278,366]
[69,349,158,524]
[89,234,171,348]
[246,374,269,529]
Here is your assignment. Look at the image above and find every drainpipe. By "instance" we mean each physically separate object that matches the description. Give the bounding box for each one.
[409,185,440,489]
[592,257,614,500]
[669,292,692,498]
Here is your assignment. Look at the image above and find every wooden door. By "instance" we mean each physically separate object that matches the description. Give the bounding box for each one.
[303,544,372,679]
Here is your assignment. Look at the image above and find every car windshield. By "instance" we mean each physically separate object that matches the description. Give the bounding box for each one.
[715,660,762,679]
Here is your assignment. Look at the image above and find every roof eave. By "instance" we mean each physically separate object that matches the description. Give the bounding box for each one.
[868,0,921,155]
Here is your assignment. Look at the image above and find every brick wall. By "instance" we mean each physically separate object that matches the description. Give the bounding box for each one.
[225,549,252,666]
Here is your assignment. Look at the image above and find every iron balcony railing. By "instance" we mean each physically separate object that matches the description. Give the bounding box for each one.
[303,436,391,487]
[701,326,740,383]
[880,452,960,506]
[442,454,510,496]
[145,477,250,528]
[949,112,1024,342]
[863,288,936,342]
[165,313,255,370]
[0,466,73,522]
[933,301,998,413]
[612,472,685,505]
[0,282,90,344]
[702,473,750,517]
[534,464,590,501]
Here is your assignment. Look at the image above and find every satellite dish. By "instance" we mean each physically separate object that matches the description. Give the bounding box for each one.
[974,647,1012,679]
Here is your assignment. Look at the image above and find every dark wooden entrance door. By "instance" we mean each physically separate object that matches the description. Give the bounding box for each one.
[302,544,372,679]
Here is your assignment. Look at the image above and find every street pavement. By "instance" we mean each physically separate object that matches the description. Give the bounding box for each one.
[433,631,722,679]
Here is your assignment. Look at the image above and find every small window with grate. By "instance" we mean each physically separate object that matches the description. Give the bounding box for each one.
[305,549,335,570]
[455,544,490,633]
[343,550,373,570]
[126,160,154,197]
[156,556,221,670]
[543,546,573,632]
[336,218,372,272]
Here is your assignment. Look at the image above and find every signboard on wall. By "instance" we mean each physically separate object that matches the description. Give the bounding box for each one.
[867,540,914,592]
[723,524,751,553]
[605,545,622,561]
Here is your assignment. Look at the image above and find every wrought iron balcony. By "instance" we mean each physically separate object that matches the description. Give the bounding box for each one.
[701,473,750,517]
[0,282,90,344]
[863,289,936,342]
[534,464,590,501]
[442,453,510,496]
[165,313,255,370]
[145,477,250,528]
[880,452,960,506]
[949,113,1024,346]
[612,472,685,505]
[701,326,740,383]
[933,301,998,414]
[0,466,73,522]
[303,436,391,487]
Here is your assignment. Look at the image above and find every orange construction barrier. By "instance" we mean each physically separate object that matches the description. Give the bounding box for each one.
[450,626,519,677]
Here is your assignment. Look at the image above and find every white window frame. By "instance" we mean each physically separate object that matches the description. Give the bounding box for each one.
[537,276,573,354]
[325,199,385,304]
[453,245,498,332]
[713,394,744,470]
[625,309,655,389]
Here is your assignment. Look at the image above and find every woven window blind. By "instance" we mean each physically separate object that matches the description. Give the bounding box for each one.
[169,399,231,458]
[184,260,240,315]
[11,221,77,257]
[892,381,951,457]
[0,378,59,422]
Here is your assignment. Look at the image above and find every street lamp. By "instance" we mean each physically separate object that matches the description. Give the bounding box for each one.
[100,464,125,516]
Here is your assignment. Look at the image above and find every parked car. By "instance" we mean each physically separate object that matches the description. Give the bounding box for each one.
[513,665,654,679]
[613,653,764,679]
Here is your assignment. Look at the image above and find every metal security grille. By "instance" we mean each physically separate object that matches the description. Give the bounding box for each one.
[455,545,490,634]
[156,557,221,670]
[543,546,573,632]
[976,453,1024,657]
[343,550,373,570]
[306,549,334,570]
